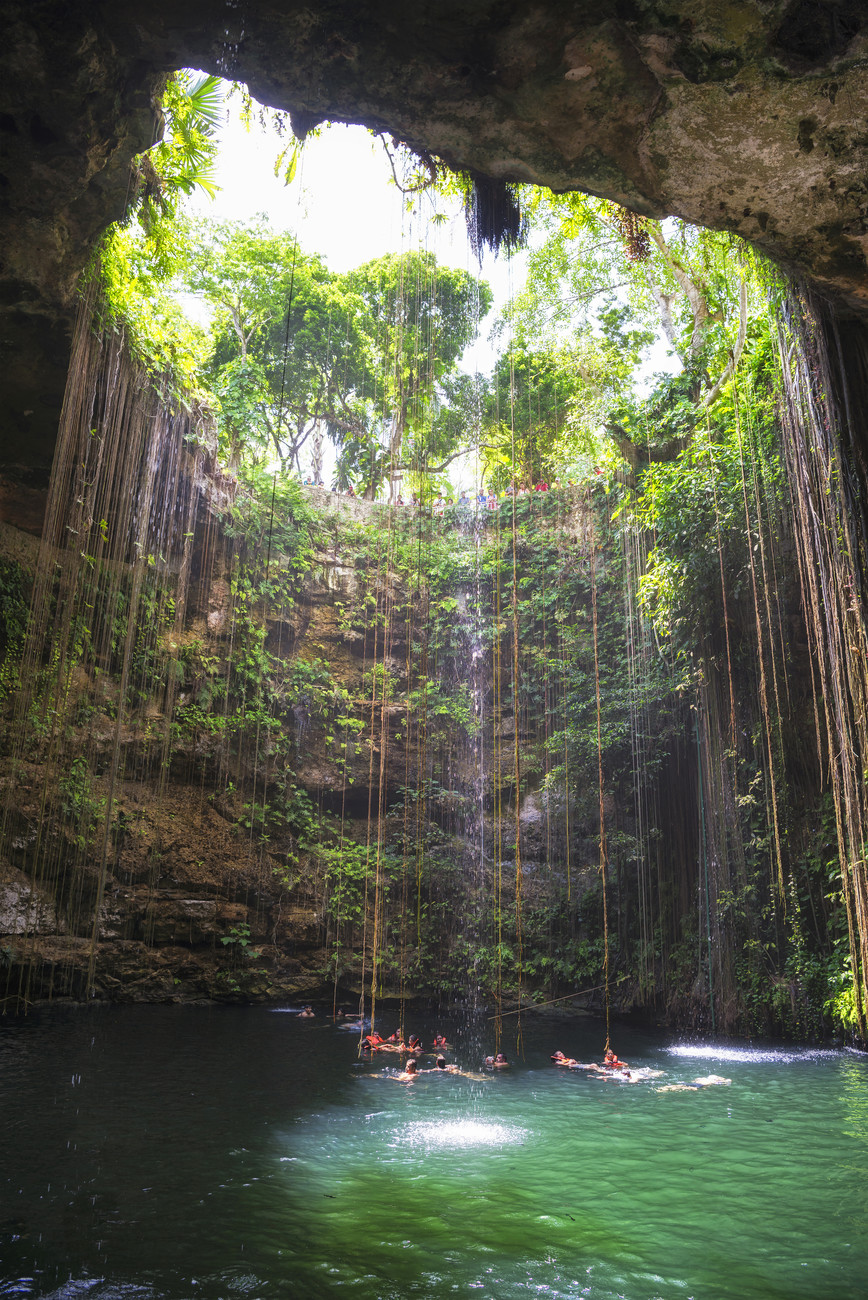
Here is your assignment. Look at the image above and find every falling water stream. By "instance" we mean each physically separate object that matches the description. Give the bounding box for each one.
[1,1008,866,1299]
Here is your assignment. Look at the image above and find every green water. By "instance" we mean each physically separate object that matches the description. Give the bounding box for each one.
[1,1006,866,1299]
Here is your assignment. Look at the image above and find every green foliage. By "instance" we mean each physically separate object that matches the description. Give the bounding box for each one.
[0,560,29,702]
[187,218,373,473]
[49,121,847,1035]
[344,250,492,492]
[58,757,106,850]
[220,922,260,961]
[132,71,223,233]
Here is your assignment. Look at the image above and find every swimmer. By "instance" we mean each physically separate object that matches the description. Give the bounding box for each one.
[407,1035,423,1052]
[602,1048,629,1071]
[606,1067,665,1084]
[656,1074,731,1093]
[484,1052,510,1068]
[298,1005,315,1018]
[550,1051,597,1070]
[551,1050,578,1066]
[427,1057,489,1081]
[395,1059,419,1083]
[432,1034,450,1049]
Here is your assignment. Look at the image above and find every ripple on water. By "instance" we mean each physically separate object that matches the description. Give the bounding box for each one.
[400,1118,528,1148]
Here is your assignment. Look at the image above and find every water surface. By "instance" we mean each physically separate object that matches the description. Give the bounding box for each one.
[1,1006,865,1298]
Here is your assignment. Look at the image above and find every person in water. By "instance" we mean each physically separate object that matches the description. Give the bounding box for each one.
[407,1035,422,1051]
[602,1048,629,1070]
[657,1075,731,1092]
[428,1056,490,1081]
[484,1052,509,1067]
[551,1050,610,1071]
[395,1059,419,1082]
[298,1005,315,1018]
[432,1034,450,1049]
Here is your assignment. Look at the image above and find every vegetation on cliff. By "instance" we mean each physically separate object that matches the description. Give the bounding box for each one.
[0,84,863,1041]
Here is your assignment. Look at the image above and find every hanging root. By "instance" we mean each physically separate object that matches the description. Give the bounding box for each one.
[607,205,651,262]
[464,171,527,260]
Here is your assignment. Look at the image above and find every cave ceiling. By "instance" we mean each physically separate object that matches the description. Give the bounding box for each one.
[2,0,868,478]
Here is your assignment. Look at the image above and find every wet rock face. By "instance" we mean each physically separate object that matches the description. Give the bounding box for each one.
[3,1,868,472]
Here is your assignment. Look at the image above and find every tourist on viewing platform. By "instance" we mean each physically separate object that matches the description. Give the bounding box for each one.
[346,485,355,497]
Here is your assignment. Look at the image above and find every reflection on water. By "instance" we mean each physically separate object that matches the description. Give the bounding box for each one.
[667,1042,862,1064]
[1,1007,867,1299]
[401,1118,528,1147]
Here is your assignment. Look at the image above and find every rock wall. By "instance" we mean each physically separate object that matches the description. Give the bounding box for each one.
[0,472,618,1011]
[0,489,382,1006]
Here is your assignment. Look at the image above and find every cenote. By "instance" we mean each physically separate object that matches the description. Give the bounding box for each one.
[7,10,868,1296]
[2,1008,867,1299]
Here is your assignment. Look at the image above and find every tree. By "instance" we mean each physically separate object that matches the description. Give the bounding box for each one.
[513,194,757,469]
[481,317,649,487]
[131,72,223,238]
[186,220,372,473]
[346,251,492,499]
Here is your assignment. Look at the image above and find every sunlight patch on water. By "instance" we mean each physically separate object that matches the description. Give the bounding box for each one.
[401,1118,528,1148]
[667,1043,852,1064]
